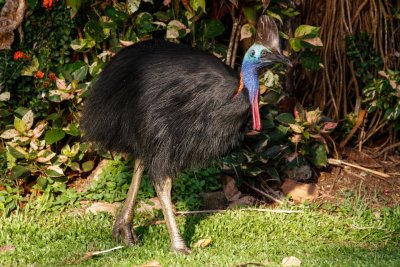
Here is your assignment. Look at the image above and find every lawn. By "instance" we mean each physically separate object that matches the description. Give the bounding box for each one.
[0,202,399,267]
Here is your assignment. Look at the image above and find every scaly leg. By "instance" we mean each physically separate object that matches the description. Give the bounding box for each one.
[154,176,191,254]
[113,159,144,245]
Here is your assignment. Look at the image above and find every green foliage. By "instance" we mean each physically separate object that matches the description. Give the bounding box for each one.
[224,72,337,180]
[0,181,23,216]
[0,0,330,214]
[347,34,400,128]
[363,70,400,122]
[173,164,222,210]
[346,34,383,85]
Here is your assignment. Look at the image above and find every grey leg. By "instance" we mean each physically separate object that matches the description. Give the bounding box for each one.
[113,159,144,245]
[154,176,191,254]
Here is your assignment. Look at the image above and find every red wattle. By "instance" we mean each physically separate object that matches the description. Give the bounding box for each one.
[252,99,261,131]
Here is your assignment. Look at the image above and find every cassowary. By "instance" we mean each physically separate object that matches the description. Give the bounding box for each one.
[81,16,290,254]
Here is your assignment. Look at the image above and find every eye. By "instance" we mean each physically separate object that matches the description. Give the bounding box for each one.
[250,50,255,57]
[261,50,268,57]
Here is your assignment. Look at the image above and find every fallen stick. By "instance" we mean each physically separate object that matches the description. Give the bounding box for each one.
[243,181,284,205]
[91,246,124,256]
[327,158,390,178]
[176,208,303,215]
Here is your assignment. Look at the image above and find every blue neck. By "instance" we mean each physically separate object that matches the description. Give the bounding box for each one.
[241,62,260,102]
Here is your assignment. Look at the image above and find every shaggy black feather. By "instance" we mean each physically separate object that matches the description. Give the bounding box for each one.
[81,39,250,180]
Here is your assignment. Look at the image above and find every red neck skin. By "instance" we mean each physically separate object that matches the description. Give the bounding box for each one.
[252,99,261,131]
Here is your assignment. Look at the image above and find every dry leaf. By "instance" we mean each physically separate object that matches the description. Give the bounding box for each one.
[346,148,382,168]
[139,260,162,267]
[281,256,301,266]
[119,40,134,47]
[221,174,242,201]
[281,179,318,203]
[137,197,162,213]
[302,37,323,47]
[0,245,15,252]
[228,195,256,208]
[85,202,121,216]
[203,191,227,210]
[194,238,212,248]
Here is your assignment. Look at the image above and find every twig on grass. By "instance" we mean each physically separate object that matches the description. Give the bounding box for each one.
[176,209,303,215]
[71,246,124,264]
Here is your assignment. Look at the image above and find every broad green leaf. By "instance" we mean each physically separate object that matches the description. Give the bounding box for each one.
[45,129,65,145]
[266,167,280,181]
[70,162,80,171]
[72,65,88,82]
[289,38,302,52]
[281,7,300,17]
[127,0,141,15]
[243,6,257,24]
[7,144,28,159]
[136,12,155,35]
[190,0,206,13]
[70,38,96,52]
[37,150,56,163]
[14,117,27,133]
[62,61,88,82]
[294,25,320,39]
[45,166,65,177]
[63,123,80,136]
[263,145,284,159]
[10,165,30,179]
[309,144,327,167]
[66,0,83,17]
[248,166,263,176]
[1,129,19,139]
[105,6,129,26]
[300,51,322,71]
[154,11,170,21]
[266,10,282,23]
[276,113,295,124]
[202,19,224,39]
[84,20,107,43]
[289,123,304,134]
[82,161,94,172]
[37,176,48,188]
[20,56,39,76]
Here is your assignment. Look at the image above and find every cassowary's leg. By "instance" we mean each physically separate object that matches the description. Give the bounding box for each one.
[154,176,191,254]
[113,159,144,245]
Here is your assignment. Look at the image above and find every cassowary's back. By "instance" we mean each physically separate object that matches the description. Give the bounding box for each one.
[81,39,250,178]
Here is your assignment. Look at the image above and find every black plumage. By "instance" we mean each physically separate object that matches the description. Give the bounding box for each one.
[82,39,250,180]
[81,15,288,254]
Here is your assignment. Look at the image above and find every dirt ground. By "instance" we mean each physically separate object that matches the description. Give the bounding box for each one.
[317,152,400,208]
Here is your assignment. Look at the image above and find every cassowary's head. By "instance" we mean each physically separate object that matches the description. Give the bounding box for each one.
[240,16,291,131]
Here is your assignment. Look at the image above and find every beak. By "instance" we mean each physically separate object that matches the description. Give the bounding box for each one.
[268,52,292,67]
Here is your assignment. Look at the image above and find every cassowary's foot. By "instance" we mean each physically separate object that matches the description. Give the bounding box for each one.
[171,240,192,254]
[112,216,137,246]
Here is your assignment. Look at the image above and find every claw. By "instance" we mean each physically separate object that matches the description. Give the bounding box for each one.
[171,244,192,255]
[113,219,137,246]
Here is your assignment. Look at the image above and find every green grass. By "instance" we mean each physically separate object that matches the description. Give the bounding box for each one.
[0,203,399,267]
